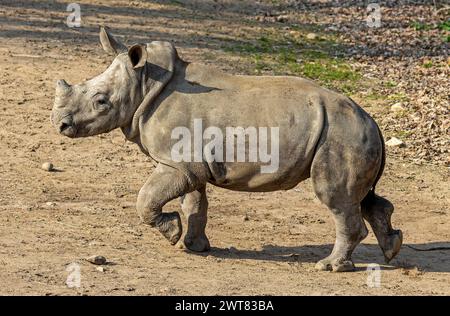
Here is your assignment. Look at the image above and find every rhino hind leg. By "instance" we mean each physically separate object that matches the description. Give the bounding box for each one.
[361,195,403,263]
[310,144,377,272]
[181,186,210,252]
[314,203,368,272]
[136,164,191,245]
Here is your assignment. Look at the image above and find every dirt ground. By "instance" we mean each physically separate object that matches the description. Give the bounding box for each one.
[0,0,449,295]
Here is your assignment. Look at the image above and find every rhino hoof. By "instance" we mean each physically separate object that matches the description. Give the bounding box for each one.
[315,258,355,272]
[158,212,182,245]
[184,234,210,252]
[383,229,403,263]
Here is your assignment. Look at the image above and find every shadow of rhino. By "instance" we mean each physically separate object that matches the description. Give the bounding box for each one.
[187,242,450,273]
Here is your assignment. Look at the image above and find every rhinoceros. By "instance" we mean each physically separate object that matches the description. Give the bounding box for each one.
[51,27,402,272]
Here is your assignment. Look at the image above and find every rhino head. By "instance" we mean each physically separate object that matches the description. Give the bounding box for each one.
[51,26,176,139]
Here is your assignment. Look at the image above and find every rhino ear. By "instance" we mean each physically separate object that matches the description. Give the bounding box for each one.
[128,44,147,69]
[99,26,127,56]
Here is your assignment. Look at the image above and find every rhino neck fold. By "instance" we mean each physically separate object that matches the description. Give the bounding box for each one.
[121,63,166,142]
[121,41,177,142]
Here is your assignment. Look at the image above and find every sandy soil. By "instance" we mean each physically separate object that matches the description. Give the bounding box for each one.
[0,0,449,295]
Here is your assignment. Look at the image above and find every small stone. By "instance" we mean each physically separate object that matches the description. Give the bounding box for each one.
[86,255,107,265]
[41,162,54,172]
[390,102,405,112]
[243,215,249,221]
[96,266,105,272]
[386,137,405,147]
[276,15,288,23]
[45,202,56,207]
[306,33,318,40]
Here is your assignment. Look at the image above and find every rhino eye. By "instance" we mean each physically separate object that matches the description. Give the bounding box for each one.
[93,94,111,112]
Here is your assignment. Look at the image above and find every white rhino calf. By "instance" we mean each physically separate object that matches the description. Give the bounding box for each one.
[51,27,402,272]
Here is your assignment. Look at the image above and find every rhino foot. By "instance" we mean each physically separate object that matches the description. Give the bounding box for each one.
[315,257,355,272]
[382,229,403,263]
[184,233,210,252]
[157,212,183,245]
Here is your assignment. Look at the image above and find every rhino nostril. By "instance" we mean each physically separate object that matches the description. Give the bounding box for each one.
[59,122,71,133]
[57,116,76,137]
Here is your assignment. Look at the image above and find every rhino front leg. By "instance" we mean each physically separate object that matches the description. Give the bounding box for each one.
[180,186,210,252]
[136,164,191,245]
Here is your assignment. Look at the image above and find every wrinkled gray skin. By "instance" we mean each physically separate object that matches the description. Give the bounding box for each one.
[51,27,403,272]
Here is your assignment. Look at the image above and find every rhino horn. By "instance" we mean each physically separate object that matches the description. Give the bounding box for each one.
[56,79,71,96]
